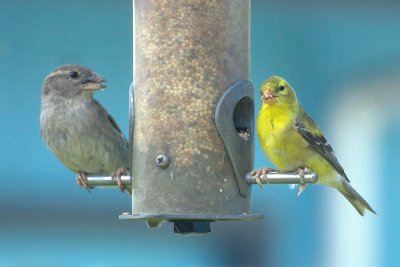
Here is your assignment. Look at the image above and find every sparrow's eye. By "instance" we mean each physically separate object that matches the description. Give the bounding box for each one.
[278,85,285,91]
[69,71,79,79]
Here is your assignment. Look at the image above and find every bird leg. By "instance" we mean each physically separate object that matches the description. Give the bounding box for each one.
[296,167,309,196]
[76,171,93,192]
[112,167,128,192]
[250,168,275,189]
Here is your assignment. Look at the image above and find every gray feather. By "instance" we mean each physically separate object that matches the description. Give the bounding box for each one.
[338,180,376,216]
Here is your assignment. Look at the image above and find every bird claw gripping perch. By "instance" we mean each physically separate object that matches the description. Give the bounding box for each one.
[76,171,94,192]
[245,169,318,186]
[112,167,129,192]
[295,167,310,196]
[250,168,276,189]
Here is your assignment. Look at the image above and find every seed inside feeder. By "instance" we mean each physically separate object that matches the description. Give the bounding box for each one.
[132,0,251,215]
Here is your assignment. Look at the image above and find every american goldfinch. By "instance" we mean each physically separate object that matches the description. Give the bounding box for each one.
[40,65,130,193]
[256,75,375,215]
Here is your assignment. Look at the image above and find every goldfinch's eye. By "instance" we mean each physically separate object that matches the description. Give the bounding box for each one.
[278,85,285,91]
[69,71,79,79]
[261,90,263,96]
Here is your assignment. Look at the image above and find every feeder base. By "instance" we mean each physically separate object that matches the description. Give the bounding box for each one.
[119,213,264,235]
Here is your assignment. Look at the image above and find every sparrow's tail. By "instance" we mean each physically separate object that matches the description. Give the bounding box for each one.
[337,180,376,216]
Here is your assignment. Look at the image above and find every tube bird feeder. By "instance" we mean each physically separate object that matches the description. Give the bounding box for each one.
[121,0,261,233]
[86,0,318,234]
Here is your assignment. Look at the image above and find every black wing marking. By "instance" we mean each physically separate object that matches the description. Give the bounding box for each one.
[107,112,123,135]
[295,112,349,181]
[91,99,128,146]
[106,112,129,148]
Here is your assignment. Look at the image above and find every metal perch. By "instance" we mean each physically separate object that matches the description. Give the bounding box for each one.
[245,171,318,185]
[85,170,318,187]
[86,175,131,187]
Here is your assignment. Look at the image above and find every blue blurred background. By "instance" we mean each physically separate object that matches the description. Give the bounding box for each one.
[0,0,399,266]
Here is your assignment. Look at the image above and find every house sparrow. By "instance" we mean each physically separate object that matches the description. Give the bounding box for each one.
[40,64,130,193]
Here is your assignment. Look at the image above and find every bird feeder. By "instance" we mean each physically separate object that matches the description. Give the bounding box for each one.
[87,0,318,234]
[125,0,261,233]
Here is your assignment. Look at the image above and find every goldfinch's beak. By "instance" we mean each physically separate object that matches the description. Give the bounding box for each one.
[263,90,276,100]
[262,89,277,104]
[82,73,107,91]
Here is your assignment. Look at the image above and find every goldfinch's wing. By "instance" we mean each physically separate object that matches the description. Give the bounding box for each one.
[294,109,349,181]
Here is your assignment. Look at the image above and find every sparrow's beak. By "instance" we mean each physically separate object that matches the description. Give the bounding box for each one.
[82,73,107,91]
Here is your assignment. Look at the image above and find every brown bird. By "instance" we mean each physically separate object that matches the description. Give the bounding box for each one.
[40,64,130,192]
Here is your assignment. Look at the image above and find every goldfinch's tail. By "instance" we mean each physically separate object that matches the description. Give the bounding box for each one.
[337,180,376,216]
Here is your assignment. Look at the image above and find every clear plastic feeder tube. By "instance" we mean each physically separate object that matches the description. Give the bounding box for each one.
[131,0,254,219]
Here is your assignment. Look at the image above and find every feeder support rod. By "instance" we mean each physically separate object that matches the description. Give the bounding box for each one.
[84,171,317,187]
[86,175,131,186]
[245,171,318,185]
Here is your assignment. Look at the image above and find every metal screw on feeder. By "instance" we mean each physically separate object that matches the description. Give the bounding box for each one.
[155,154,170,169]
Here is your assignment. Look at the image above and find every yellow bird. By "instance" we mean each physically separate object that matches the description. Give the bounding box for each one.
[255,75,375,216]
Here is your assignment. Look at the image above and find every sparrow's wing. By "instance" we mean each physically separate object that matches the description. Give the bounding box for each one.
[92,99,127,143]
[107,112,123,135]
